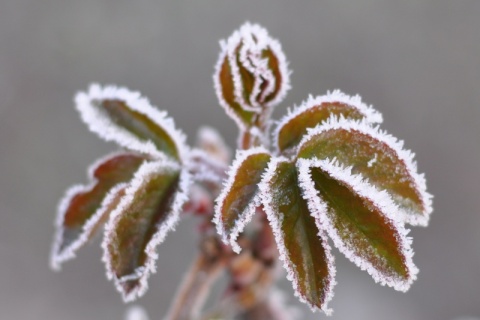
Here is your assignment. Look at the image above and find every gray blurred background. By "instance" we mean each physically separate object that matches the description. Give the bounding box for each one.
[0,1,479,319]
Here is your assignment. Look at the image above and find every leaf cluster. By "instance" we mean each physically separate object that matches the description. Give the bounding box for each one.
[51,22,432,315]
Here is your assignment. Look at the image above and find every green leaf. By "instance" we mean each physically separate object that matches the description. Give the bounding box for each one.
[215,53,256,127]
[259,159,335,314]
[297,158,417,291]
[103,161,189,302]
[214,148,271,252]
[297,119,432,226]
[76,85,186,161]
[275,91,383,153]
[51,153,145,270]
[98,99,180,159]
[262,48,283,104]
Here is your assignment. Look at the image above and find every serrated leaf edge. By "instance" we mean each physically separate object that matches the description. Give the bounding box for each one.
[101,160,191,302]
[75,84,188,161]
[258,157,336,315]
[297,157,418,292]
[213,146,270,253]
[298,116,433,226]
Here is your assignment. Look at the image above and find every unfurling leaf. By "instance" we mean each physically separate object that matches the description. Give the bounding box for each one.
[259,158,335,314]
[51,152,146,270]
[274,90,383,153]
[297,158,417,291]
[75,84,187,161]
[214,147,271,253]
[214,22,290,129]
[297,117,432,226]
[102,161,190,302]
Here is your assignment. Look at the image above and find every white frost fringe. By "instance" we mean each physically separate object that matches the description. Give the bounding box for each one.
[297,157,418,292]
[258,157,336,315]
[213,147,269,253]
[213,22,291,129]
[75,84,188,161]
[102,160,191,302]
[50,151,136,271]
[298,116,433,226]
[273,90,383,152]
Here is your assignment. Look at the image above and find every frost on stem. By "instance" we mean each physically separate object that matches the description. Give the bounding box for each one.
[214,147,271,253]
[102,160,191,302]
[75,84,188,161]
[51,152,145,270]
[214,22,290,130]
[297,116,433,226]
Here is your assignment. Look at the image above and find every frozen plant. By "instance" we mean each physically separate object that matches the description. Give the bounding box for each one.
[50,22,433,319]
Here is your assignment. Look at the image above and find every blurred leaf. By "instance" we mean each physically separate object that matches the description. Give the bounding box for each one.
[298,158,416,290]
[103,161,189,302]
[51,153,145,270]
[260,159,335,313]
[215,148,271,252]
[297,119,431,226]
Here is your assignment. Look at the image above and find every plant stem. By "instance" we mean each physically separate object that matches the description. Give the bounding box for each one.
[164,239,226,320]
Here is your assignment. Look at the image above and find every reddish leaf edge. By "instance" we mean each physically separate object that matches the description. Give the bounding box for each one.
[214,147,270,253]
[297,157,418,292]
[75,84,189,162]
[258,157,336,315]
[50,151,140,271]
[213,22,291,130]
[101,160,191,302]
[273,90,383,153]
[231,23,291,112]
[298,116,433,227]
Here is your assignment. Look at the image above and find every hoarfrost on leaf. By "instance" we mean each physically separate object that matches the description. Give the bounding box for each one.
[297,116,433,226]
[274,90,383,153]
[214,147,271,253]
[102,160,191,302]
[297,157,418,292]
[75,84,188,161]
[51,152,145,270]
[258,157,336,314]
[213,22,290,129]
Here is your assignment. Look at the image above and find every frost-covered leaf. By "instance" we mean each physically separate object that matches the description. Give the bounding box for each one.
[259,158,335,314]
[102,161,190,302]
[297,117,432,226]
[297,158,417,291]
[196,126,232,164]
[274,91,383,153]
[214,22,290,129]
[214,147,271,253]
[76,84,187,161]
[51,152,145,270]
